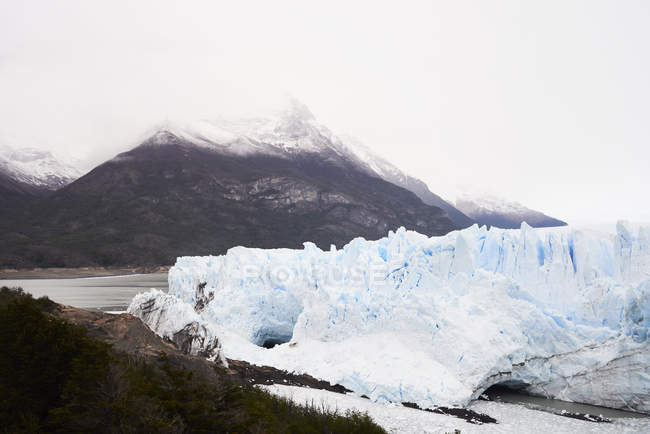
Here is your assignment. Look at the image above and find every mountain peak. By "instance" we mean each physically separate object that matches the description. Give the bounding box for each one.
[280,96,315,122]
[453,191,567,229]
[139,99,337,157]
[0,145,81,190]
[132,100,564,231]
[144,130,185,146]
[132,101,476,229]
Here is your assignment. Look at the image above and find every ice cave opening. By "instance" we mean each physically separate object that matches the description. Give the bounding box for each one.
[482,380,532,401]
[260,336,291,349]
[252,326,294,349]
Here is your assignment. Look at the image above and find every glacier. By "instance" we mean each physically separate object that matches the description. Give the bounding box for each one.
[128,221,650,413]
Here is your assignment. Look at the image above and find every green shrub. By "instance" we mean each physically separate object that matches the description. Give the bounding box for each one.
[240,386,384,433]
[0,287,111,432]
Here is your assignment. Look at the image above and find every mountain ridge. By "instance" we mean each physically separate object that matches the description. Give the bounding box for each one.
[1,99,568,267]
[0,135,457,268]
[453,192,567,229]
[0,144,81,208]
[0,145,80,190]
[139,99,476,229]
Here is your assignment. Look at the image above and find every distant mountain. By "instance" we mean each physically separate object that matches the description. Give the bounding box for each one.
[339,135,475,229]
[158,99,474,228]
[0,170,43,208]
[0,145,80,190]
[343,136,564,230]
[0,145,81,208]
[453,193,567,229]
[0,101,457,268]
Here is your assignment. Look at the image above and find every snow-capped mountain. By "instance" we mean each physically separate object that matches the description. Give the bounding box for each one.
[452,191,567,229]
[0,98,562,267]
[0,145,81,190]
[141,98,474,228]
[149,98,565,230]
[128,221,650,413]
[0,99,458,268]
[146,98,351,159]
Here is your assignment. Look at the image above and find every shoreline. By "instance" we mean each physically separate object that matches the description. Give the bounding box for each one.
[0,266,170,280]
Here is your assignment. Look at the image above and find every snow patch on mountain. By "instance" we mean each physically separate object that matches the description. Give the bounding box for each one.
[0,144,81,190]
[128,221,650,413]
[337,133,408,184]
[142,98,351,160]
[455,192,535,215]
[440,186,567,229]
[161,101,421,190]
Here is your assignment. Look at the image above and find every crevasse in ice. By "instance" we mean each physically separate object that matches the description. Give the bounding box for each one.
[128,221,650,412]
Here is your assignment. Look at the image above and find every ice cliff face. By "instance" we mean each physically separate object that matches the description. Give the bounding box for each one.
[128,221,650,412]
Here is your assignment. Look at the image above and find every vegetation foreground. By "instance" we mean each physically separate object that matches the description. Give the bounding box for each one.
[0,287,385,433]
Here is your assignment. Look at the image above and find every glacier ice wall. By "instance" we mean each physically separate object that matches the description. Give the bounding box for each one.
[128,222,650,412]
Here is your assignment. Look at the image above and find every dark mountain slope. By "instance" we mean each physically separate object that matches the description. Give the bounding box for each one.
[0,170,48,208]
[461,209,567,229]
[1,135,457,268]
[455,197,567,229]
[337,134,475,229]
[398,176,475,228]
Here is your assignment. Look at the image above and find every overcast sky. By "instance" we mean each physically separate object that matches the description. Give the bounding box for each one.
[1,0,649,225]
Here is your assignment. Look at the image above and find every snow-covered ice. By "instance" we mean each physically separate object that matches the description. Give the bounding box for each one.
[128,221,650,413]
[261,385,650,434]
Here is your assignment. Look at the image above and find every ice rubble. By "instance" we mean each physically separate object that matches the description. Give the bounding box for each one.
[128,221,650,412]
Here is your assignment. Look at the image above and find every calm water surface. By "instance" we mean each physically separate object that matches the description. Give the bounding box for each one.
[483,386,648,420]
[1,273,168,312]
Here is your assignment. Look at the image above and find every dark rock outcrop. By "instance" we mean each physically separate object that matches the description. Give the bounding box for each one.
[171,321,221,358]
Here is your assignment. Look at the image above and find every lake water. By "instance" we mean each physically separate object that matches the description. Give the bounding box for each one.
[483,385,647,421]
[0,273,168,312]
